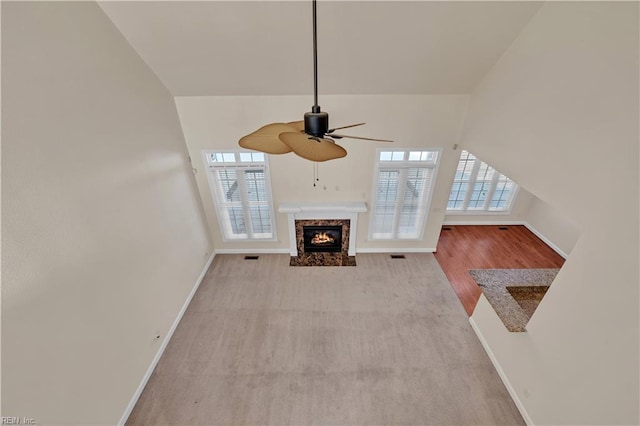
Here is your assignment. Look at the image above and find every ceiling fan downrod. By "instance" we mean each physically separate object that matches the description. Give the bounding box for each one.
[304,0,328,138]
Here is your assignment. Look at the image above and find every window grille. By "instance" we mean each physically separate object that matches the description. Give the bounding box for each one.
[447,150,518,213]
[204,151,276,240]
[370,149,440,239]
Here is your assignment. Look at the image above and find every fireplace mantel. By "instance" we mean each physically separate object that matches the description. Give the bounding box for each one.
[278,202,367,256]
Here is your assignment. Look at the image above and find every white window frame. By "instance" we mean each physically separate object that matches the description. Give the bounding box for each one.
[369,148,441,240]
[203,150,277,242]
[447,150,519,214]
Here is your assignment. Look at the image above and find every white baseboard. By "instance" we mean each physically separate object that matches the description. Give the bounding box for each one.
[215,248,438,255]
[215,248,441,255]
[214,248,291,254]
[469,317,534,426]
[118,252,216,426]
[356,247,436,253]
[522,222,568,259]
[442,220,526,226]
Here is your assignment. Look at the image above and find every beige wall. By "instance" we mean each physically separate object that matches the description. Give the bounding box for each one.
[444,185,535,224]
[462,2,638,424]
[175,95,469,253]
[524,196,580,257]
[2,3,212,424]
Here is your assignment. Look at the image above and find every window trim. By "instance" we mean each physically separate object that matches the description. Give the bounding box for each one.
[447,150,519,214]
[202,150,277,242]
[368,148,442,241]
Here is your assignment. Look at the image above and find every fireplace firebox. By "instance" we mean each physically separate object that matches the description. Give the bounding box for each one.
[303,225,343,253]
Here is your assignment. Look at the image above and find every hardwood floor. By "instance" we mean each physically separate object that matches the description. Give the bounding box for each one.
[433,225,565,316]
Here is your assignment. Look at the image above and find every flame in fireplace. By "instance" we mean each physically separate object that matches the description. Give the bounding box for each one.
[311,232,335,245]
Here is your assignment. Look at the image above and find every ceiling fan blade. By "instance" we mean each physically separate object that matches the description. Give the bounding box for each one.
[286,120,305,132]
[279,132,347,162]
[238,123,296,154]
[330,133,394,142]
[327,122,366,133]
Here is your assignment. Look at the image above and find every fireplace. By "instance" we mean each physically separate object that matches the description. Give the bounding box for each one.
[278,202,367,261]
[303,225,343,253]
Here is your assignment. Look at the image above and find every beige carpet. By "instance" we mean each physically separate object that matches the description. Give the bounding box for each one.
[127,254,524,425]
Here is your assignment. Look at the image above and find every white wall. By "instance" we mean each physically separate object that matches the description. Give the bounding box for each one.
[2,3,212,424]
[462,2,638,424]
[175,95,469,253]
[0,0,3,415]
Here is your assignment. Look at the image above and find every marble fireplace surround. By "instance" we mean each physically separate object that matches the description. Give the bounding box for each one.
[278,202,368,256]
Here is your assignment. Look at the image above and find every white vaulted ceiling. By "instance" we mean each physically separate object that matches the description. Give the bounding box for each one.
[98,1,543,96]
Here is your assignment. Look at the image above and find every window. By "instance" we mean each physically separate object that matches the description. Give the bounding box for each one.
[370,149,440,240]
[203,151,276,240]
[447,150,518,213]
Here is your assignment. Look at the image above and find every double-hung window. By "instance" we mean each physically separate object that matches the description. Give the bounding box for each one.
[204,151,276,241]
[370,149,440,240]
[447,150,518,213]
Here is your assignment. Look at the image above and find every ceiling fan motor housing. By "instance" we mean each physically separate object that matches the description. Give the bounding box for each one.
[304,109,329,137]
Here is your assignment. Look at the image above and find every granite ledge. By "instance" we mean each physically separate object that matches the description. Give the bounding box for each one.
[469,268,560,332]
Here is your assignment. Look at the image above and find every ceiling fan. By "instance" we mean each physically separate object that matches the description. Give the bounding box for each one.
[238,0,393,162]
